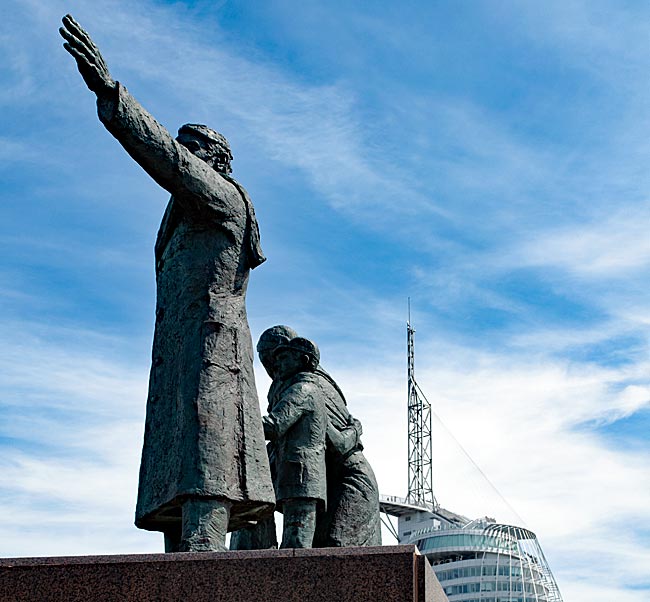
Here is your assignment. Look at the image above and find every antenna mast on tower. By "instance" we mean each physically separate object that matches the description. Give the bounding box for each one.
[406,300,438,510]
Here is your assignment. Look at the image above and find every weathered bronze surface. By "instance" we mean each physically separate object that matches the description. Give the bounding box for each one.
[60,15,274,552]
[233,326,381,549]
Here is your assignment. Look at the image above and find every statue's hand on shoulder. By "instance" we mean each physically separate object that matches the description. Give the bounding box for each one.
[59,14,115,95]
[348,415,363,438]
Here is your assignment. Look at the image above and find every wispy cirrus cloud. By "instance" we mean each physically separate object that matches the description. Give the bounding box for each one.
[0,319,157,557]
[514,202,650,277]
[494,0,650,80]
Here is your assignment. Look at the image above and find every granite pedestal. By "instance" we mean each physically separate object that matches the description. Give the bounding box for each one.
[0,544,447,602]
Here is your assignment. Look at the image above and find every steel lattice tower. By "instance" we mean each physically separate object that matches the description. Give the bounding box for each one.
[406,313,438,509]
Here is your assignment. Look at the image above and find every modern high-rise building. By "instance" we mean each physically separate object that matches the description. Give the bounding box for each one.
[380,318,563,602]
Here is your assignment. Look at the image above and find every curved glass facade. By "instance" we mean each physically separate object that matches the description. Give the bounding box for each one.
[412,523,563,602]
[417,530,518,554]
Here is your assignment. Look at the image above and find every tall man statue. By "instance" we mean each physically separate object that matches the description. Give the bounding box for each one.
[59,15,275,552]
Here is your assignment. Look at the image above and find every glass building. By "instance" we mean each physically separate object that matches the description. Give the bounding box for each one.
[380,496,563,602]
[385,318,564,602]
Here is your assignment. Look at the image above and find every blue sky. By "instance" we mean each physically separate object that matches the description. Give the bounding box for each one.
[1,0,649,599]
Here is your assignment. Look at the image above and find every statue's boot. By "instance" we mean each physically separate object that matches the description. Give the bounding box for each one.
[280,499,317,549]
[179,498,231,552]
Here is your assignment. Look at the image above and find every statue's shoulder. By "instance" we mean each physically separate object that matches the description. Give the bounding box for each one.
[220,173,249,196]
[218,173,249,204]
[278,372,322,400]
[297,372,322,391]
[314,367,347,404]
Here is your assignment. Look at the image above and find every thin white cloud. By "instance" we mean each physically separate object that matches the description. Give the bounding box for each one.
[515,202,650,277]
[496,0,650,84]
[0,319,158,557]
[0,41,36,106]
[0,137,40,163]
[0,333,147,414]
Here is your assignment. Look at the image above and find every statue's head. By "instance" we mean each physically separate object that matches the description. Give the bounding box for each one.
[273,337,320,380]
[176,124,233,174]
[257,325,299,378]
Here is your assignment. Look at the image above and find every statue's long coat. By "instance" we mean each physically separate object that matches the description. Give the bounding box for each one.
[97,84,275,532]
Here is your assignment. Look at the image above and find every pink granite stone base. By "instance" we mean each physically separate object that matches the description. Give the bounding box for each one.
[0,544,447,602]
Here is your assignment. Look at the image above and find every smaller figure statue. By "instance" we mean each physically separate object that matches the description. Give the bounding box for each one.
[261,327,381,548]
[231,326,382,550]
[229,326,298,551]
[262,337,327,548]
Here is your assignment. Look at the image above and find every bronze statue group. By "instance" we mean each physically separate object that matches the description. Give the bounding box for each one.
[234,326,381,551]
[60,15,381,553]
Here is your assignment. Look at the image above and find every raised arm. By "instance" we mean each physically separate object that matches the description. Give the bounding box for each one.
[59,15,235,213]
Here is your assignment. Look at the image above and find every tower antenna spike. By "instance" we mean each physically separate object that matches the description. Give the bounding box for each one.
[406,301,438,510]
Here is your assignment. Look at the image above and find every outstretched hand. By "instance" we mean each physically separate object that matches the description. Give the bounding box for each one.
[59,14,115,95]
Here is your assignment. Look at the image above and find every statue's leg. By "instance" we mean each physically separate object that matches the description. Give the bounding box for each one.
[179,498,231,552]
[280,499,317,549]
[230,515,278,550]
[163,523,182,552]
